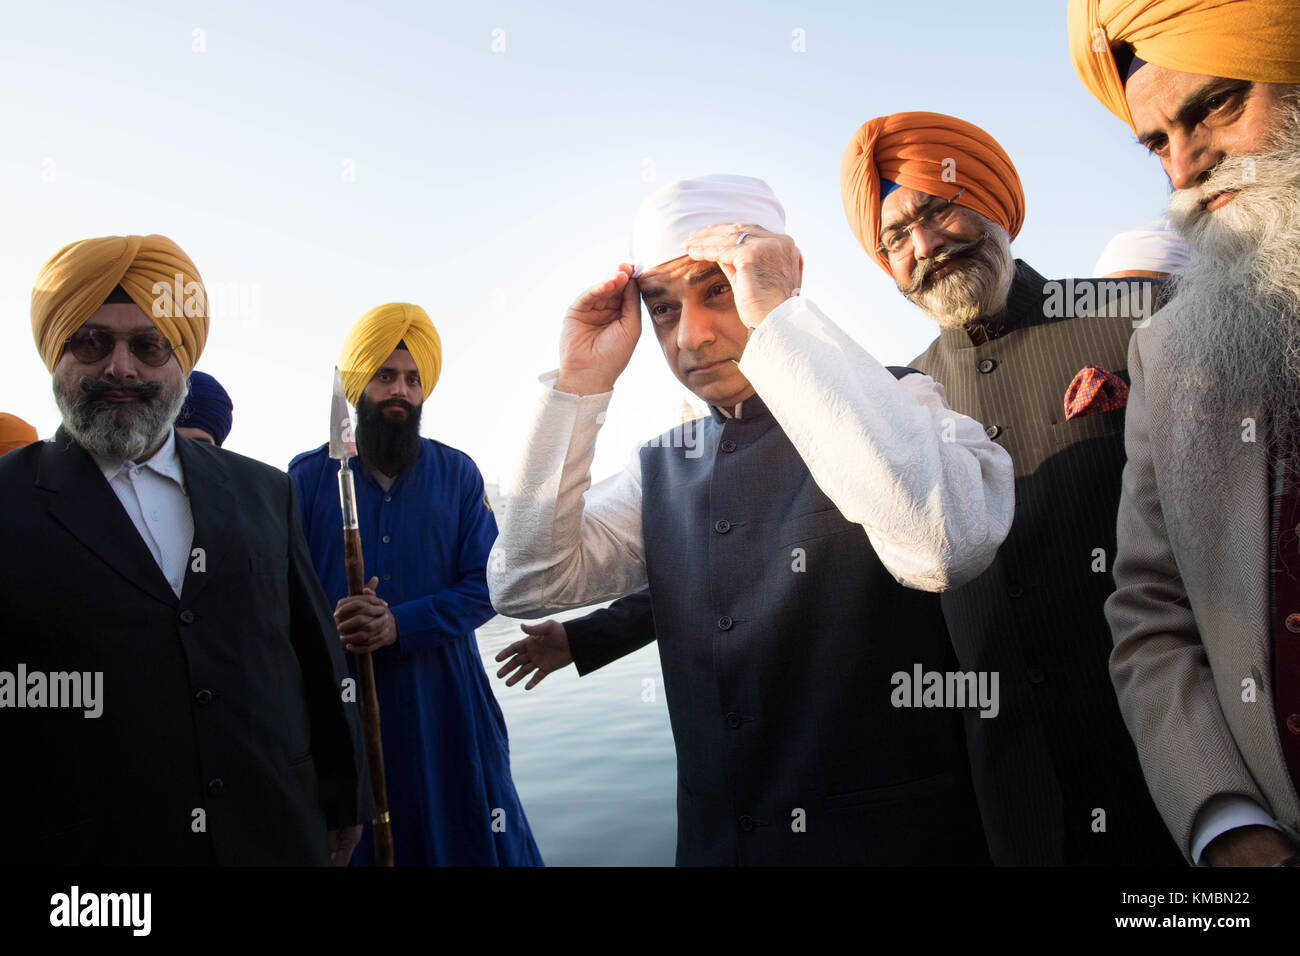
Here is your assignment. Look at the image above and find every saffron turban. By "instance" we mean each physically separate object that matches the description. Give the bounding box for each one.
[31,234,208,375]
[631,174,786,276]
[840,112,1025,274]
[338,302,442,406]
[1068,0,1300,132]
[0,413,38,455]
[177,371,235,446]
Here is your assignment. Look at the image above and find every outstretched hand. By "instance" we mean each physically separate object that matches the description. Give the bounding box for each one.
[495,620,574,690]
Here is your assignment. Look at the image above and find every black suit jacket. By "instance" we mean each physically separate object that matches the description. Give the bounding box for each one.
[0,428,369,865]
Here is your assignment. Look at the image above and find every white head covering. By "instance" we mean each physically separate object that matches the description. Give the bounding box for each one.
[1092,218,1189,278]
[631,174,786,276]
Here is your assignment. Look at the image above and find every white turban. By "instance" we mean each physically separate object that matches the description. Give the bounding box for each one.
[1092,219,1189,277]
[631,174,786,276]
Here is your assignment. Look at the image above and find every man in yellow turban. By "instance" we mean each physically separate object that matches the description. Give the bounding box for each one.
[1068,1,1300,866]
[840,111,1179,868]
[1,234,370,866]
[0,413,38,455]
[290,303,543,866]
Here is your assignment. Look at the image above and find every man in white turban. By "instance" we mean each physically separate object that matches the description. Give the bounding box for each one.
[489,174,1014,865]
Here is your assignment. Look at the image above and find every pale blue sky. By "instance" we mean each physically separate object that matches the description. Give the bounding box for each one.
[0,0,1171,481]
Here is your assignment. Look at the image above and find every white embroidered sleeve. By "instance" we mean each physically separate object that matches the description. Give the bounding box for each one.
[737,296,1014,591]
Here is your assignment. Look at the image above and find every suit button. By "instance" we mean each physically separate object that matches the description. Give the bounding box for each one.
[1027,667,1045,684]
[1286,613,1300,633]
[384,495,392,502]
[726,712,742,729]
[179,610,195,624]
[717,616,734,631]
[194,689,213,705]
[382,573,391,581]
[985,424,1002,439]
[720,439,737,453]
[1287,714,1300,735]
[382,535,391,543]
[977,358,997,374]
[738,815,755,832]
[714,519,731,534]
[207,778,224,796]
[1008,582,1024,598]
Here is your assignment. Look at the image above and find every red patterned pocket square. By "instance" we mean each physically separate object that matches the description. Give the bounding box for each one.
[1064,365,1129,421]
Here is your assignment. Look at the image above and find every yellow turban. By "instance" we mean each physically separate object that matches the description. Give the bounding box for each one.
[31,234,208,375]
[0,413,38,455]
[338,303,442,406]
[841,111,1025,275]
[1068,0,1300,132]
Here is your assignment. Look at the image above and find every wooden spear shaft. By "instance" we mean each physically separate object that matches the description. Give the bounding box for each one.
[339,461,395,867]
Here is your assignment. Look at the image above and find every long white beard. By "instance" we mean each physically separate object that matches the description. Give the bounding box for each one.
[902,218,1016,330]
[1162,96,1300,483]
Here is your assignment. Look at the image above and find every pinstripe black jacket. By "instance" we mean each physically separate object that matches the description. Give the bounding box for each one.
[909,260,1181,865]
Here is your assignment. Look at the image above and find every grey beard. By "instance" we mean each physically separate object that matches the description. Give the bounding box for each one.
[55,375,188,464]
[902,219,1015,330]
[1162,95,1300,489]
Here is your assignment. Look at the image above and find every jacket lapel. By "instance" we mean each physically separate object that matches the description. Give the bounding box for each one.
[37,428,176,607]
[176,436,240,604]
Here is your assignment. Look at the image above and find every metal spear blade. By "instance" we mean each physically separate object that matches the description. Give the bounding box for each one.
[329,366,356,460]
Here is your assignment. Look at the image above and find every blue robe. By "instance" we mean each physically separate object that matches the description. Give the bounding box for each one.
[289,439,542,866]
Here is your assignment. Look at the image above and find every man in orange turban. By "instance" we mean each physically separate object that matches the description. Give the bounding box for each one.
[1,234,370,866]
[0,413,38,455]
[1068,1,1300,867]
[840,111,1181,868]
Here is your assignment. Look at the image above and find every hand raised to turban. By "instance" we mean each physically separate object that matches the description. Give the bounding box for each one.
[556,264,642,398]
[31,234,208,375]
[338,303,442,406]
[1068,0,1300,131]
[840,111,1025,275]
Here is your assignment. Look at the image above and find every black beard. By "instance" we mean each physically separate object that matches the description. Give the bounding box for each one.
[355,394,423,476]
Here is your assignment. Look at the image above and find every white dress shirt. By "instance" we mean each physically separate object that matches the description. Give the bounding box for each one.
[93,429,194,598]
[488,295,1015,618]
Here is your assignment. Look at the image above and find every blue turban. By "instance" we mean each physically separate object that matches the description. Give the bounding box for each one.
[178,370,234,446]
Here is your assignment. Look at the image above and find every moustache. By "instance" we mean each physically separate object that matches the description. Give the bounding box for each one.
[902,235,988,296]
[379,399,415,413]
[78,376,163,403]
[1168,154,1259,227]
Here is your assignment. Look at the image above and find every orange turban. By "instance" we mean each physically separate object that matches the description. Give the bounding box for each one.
[31,234,208,375]
[338,303,442,406]
[0,413,38,455]
[1069,0,1300,132]
[840,111,1025,274]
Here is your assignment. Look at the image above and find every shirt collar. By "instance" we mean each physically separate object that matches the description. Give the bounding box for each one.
[709,393,770,424]
[92,428,185,489]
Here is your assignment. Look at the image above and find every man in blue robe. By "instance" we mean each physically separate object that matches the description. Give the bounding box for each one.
[289,301,543,866]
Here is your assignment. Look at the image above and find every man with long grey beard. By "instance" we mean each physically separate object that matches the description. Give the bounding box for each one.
[0,234,370,865]
[835,111,1180,866]
[1070,0,1300,866]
